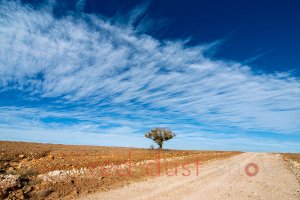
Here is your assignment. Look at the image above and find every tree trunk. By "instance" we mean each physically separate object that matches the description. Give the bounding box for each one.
[159,143,163,149]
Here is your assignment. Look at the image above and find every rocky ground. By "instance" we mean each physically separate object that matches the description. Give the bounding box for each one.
[0,141,240,199]
[80,153,300,200]
[282,153,300,183]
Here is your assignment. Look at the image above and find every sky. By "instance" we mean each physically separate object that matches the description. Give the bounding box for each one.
[0,0,300,152]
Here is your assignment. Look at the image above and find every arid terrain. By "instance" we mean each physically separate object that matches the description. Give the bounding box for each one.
[0,141,240,199]
[1,141,299,200]
[81,153,300,200]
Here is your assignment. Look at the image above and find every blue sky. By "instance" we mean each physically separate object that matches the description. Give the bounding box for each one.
[0,0,300,152]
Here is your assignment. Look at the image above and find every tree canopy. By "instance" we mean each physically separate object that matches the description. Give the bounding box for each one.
[145,128,175,149]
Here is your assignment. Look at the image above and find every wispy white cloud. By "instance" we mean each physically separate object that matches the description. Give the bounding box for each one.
[0,1,299,151]
[75,0,86,12]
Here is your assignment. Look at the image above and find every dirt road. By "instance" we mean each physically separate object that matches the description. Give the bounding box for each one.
[80,153,300,200]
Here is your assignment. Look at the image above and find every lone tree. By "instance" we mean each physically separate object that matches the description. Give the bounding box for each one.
[145,128,175,149]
